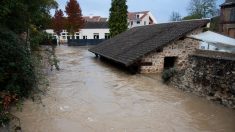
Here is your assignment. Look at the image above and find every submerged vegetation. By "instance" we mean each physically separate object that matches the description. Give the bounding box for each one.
[162,68,177,83]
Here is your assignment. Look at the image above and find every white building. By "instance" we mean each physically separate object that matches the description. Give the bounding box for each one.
[46,22,110,43]
[46,12,157,43]
[190,31,235,53]
[128,11,157,28]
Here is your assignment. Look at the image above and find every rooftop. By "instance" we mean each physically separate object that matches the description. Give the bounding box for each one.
[128,11,150,20]
[221,0,235,6]
[83,16,107,22]
[89,19,210,66]
[83,22,109,29]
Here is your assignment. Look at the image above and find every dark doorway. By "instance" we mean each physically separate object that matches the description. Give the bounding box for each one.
[164,57,177,69]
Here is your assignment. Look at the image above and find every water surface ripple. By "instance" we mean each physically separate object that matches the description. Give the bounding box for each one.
[15,45,235,132]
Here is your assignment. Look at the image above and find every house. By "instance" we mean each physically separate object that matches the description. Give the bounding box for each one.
[220,0,235,38]
[190,31,235,53]
[89,19,210,73]
[46,21,110,44]
[128,11,157,28]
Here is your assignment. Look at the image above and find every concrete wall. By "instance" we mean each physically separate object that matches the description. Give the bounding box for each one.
[170,51,235,109]
[140,28,203,73]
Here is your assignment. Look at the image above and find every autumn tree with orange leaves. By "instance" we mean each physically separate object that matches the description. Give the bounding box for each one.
[65,0,84,39]
[52,9,65,44]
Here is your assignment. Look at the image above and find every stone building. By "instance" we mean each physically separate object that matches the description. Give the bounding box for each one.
[220,0,235,38]
[89,19,210,73]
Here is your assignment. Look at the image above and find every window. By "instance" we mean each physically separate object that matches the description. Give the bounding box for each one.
[131,21,133,26]
[67,36,70,40]
[141,62,152,66]
[164,57,177,70]
[75,33,79,39]
[83,36,87,39]
[94,33,99,39]
[201,46,206,50]
[105,33,110,39]
[144,21,146,25]
[137,21,140,24]
[136,14,140,19]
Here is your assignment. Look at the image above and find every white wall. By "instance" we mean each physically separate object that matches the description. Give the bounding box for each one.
[199,42,217,50]
[128,12,157,28]
[46,29,110,42]
[199,41,235,53]
[79,29,110,39]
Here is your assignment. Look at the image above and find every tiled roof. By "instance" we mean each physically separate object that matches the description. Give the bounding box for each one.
[128,11,149,20]
[89,19,210,66]
[83,16,107,22]
[221,0,235,6]
[83,22,109,29]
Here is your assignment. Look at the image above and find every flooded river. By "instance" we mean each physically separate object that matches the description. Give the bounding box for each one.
[14,45,235,132]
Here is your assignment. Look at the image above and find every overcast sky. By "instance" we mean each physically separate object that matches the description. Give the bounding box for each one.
[55,0,224,23]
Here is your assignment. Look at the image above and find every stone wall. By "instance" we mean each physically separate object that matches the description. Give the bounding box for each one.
[140,28,203,73]
[170,50,235,109]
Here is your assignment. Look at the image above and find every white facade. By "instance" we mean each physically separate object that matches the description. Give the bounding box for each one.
[46,28,110,43]
[191,31,235,53]
[128,11,157,28]
[79,29,110,39]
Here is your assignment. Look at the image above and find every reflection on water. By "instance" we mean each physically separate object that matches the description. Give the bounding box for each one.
[14,45,235,132]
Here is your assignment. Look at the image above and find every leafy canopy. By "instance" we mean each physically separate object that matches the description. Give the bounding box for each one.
[109,0,128,37]
[52,9,66,36]
[186,0,217,19]
[65,0,84,36]
[0,0,58,33]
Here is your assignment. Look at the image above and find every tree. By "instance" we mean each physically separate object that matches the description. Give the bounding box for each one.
[183,14,203,20]
[52,9,65,44]
[187,0,217,19]
[65,0,84,38]
[170,11,182,21]
[109,0,128,37]
[0,0,57,33]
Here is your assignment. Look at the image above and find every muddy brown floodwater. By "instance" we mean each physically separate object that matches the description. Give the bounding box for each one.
[14,45,235,132]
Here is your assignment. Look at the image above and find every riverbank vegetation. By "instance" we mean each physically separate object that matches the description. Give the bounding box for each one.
[0,0,59,128]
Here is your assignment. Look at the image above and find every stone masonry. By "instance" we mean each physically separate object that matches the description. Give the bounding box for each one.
[140,28,203,73]
[170,51,235,109]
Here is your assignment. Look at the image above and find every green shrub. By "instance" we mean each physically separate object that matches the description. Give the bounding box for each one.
[30,29,51,51]
[0,27,37,125]
[162,68,177,83]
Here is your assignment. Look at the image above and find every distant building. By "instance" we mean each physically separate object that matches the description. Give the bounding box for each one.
[220,0,235,38]
[128,11,157,28]
[46,11,157,44]
[46,21,110,44]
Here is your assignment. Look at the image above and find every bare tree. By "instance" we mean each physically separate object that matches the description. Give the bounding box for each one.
[188,0,217,18]
[170,11,182,21]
